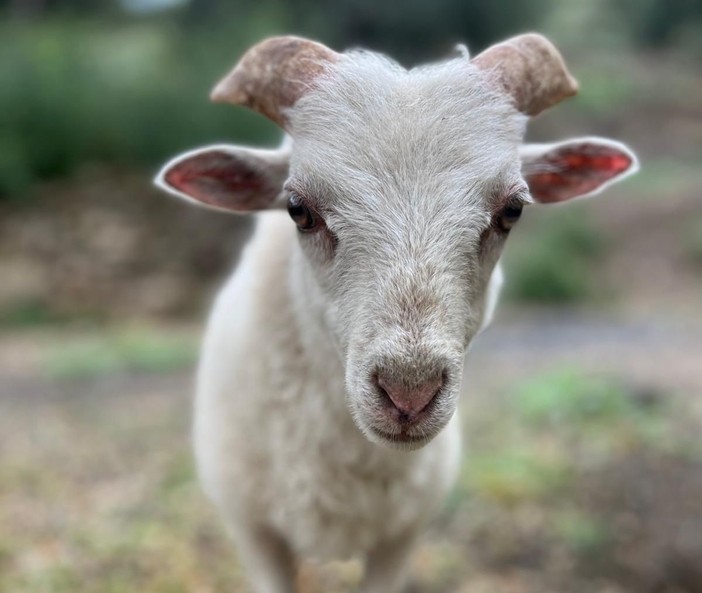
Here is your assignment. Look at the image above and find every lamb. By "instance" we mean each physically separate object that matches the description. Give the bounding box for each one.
[154,34,638,593]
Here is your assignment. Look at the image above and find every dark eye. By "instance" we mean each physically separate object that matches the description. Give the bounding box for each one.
[495,199,524,232]
[287,193,318,231]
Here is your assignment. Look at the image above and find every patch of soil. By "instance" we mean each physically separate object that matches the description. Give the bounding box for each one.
[577,453,702,593]
[0,167,252,319]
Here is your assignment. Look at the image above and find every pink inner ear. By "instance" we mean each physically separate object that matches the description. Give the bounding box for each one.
[164,151,263,209]
[529,145,633,204]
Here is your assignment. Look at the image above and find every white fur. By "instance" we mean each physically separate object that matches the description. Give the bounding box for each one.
[156,43,638,593]
[196,214,462,556]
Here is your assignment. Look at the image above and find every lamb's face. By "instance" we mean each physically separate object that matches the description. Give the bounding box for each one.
[155,35,638,451]
[286,54,527,449]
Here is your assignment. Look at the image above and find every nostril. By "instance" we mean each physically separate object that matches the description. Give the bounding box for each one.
[375,371,444,419]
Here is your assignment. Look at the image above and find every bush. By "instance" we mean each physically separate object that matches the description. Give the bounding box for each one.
[0,1,558,201]
[682,219,702,268]
[0,19,279,199]
[503,207,607,304]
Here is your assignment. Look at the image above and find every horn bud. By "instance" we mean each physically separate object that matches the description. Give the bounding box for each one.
[472,33,578,116]
[210,36,338,128]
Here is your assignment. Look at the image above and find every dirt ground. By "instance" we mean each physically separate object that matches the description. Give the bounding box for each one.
[1,308,701,593]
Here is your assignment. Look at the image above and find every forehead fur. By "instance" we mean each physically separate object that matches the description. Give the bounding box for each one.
[288,50,527,220]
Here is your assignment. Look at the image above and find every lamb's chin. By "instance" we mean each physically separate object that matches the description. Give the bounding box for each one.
[355,423,435,452]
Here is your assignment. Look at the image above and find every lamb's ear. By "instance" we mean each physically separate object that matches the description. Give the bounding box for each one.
[521,137,639,204]
[154,143,290,213]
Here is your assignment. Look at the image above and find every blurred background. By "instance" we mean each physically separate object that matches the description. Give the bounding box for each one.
[0,1,701,592]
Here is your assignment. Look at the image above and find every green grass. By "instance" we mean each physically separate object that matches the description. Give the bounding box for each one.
[43,328,198,379]
[514,369,650,424]
[682,219,702,267]
[552,510,610,554]
[464,448,572,505]
[0,299,66,327]
[460,368,685,510]
[0,299,105,328]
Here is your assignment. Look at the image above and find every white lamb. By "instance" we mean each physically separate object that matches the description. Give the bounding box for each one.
[155,34,638,593]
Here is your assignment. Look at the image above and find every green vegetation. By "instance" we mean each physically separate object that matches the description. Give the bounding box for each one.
[503,207,607,303]
[1,0,701,201]
[0,19,278,198]
[611,0,702,49]
[43,327,198,378]
[515,369,650,423]
[572,62,640,114]
[0,299,71,327]
[683,219,702,268]
[553,510,609,555]
[0,0,555,200]
[465,448,572,504]
[462,369,676,510]
[623,159,702,197]
[453,369,700,588]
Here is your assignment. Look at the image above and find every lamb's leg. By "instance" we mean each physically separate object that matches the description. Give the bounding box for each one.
[361,531,418,593]
[233,523,297,593]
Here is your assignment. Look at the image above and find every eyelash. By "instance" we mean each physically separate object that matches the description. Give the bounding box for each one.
[287,192,321,232]
[492,197,525,233]
[286,184,525,262]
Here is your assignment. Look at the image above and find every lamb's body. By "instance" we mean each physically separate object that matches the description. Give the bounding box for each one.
[156,33,637,593]
[195,213,461,561]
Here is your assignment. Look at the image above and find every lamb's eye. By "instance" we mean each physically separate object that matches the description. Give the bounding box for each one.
[495,199,524,232]
[287,193,318,231]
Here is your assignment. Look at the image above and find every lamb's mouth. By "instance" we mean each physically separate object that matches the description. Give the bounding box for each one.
[368,425,433,447]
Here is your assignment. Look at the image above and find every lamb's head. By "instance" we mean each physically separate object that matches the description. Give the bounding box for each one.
[156,35,638,450]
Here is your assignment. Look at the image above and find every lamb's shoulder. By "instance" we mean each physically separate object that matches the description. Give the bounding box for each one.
[197,211,300,398]
[193,212,303,510]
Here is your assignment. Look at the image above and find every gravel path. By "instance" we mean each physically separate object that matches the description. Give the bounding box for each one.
[467,309,702,396]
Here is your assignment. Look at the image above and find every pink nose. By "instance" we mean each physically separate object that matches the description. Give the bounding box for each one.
[376,372,444,420]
